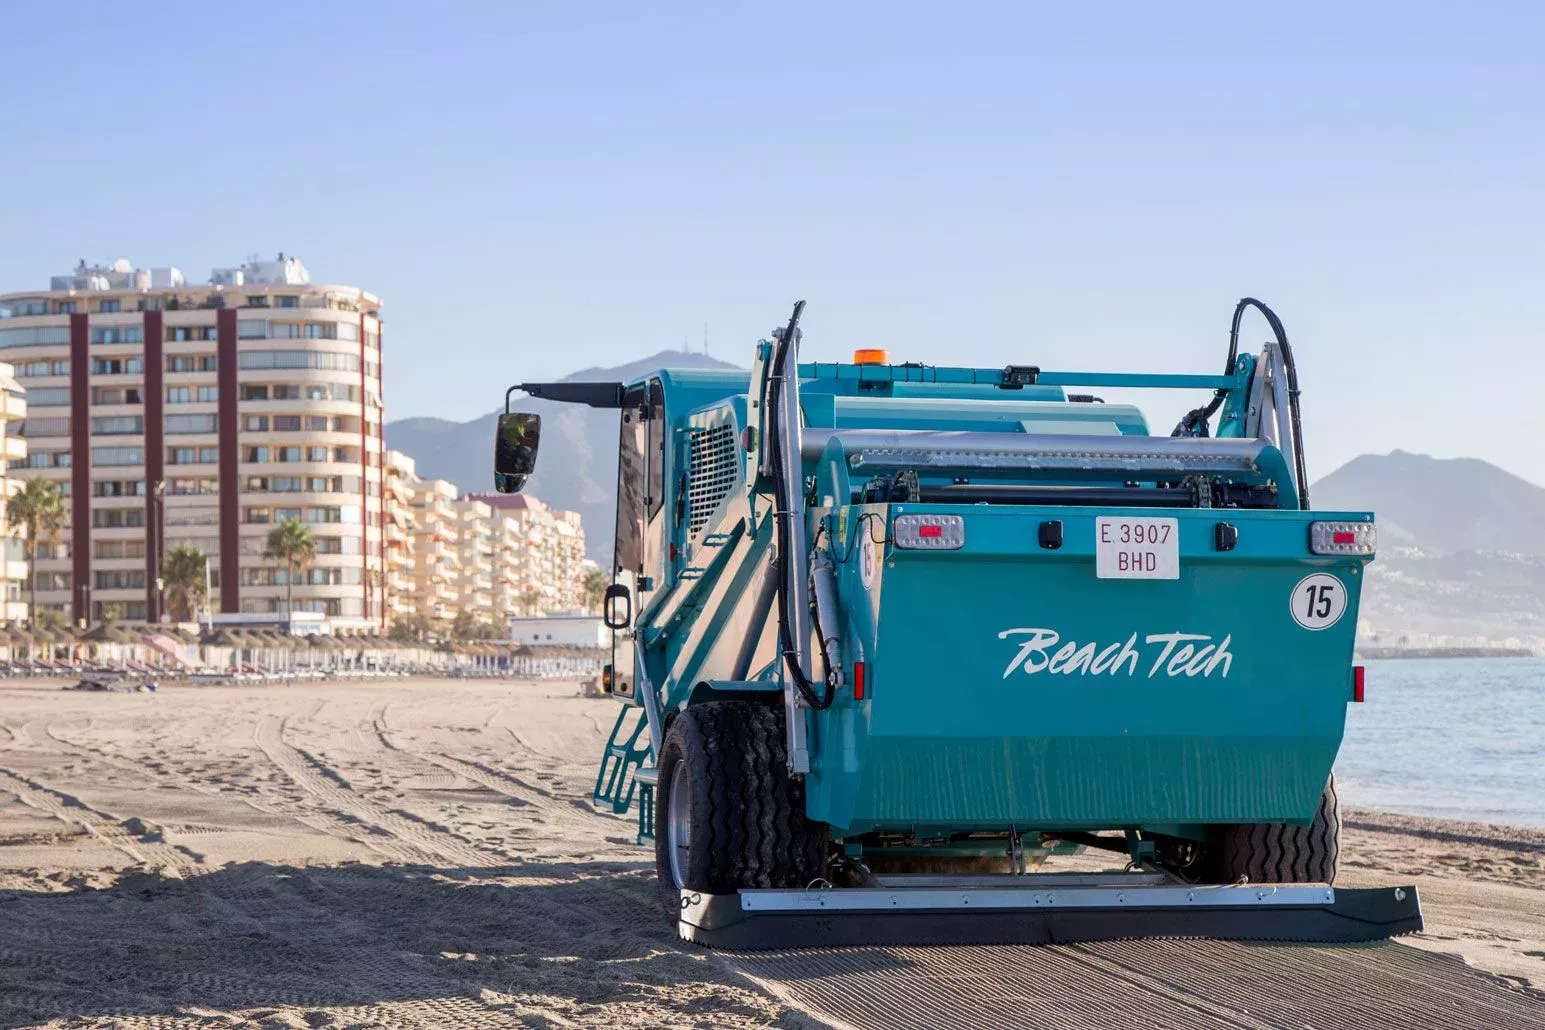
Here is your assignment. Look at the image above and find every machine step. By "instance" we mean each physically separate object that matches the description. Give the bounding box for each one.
[677,879,1422,950]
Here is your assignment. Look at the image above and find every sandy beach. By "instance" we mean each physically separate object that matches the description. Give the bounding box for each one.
[0,676,1540,1029]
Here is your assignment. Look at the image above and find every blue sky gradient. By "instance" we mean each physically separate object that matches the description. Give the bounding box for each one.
[1,2,1540,483]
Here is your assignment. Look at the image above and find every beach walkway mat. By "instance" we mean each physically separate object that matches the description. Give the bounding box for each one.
[731,939,1545,1030]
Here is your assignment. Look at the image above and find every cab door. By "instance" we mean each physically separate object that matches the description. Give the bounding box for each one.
[608,381,664,698]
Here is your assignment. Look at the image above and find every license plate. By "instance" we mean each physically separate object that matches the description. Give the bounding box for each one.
[1095,516,1179,579]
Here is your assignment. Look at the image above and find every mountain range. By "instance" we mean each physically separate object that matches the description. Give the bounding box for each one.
[387,357,1545,649]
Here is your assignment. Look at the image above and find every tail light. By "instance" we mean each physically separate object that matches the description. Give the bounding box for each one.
[894,514,964,550]
[1309,520,1376,555]
[1352,665,1365,703]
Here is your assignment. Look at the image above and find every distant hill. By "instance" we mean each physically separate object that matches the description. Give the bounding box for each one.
[1311,450,1545,555]
[386,350,740,560]
[1310,451,1545,648]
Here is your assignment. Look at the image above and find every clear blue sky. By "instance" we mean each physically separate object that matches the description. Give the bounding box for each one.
[2,2,1541,484]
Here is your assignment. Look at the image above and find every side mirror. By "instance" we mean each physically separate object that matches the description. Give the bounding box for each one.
[602,583,632,630]
[493,412,541,493]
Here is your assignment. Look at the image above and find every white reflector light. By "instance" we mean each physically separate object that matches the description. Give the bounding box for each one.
[1309,521,1376,556]
[894,514,965,550]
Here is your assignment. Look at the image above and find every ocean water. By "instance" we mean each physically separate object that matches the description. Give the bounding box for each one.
[1336,657,1545,828]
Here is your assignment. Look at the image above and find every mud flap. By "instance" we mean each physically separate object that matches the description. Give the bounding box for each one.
[677,881,1422,950]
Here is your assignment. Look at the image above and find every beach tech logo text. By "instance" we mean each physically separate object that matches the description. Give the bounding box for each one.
[998,628,1234,679]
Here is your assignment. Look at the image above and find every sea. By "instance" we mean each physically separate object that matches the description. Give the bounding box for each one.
[1336,657,1545,828]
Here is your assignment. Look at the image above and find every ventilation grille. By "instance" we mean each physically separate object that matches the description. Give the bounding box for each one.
[687,424,738,535]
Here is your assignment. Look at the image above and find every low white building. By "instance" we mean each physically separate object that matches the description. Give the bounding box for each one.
[506,615,605,648]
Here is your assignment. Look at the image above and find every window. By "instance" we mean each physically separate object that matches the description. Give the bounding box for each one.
[93,446,144,466]
[166,413,217,434]
[56,302,75,314]
[92,508,145,529]
[238,319,267,339]
[94,569,146,589]
[168,478,217,495]
[272,415,300,432]
[23,417,69,437]
[246,296,269,308]
[200,446,217,462]
[276,446,302,462]
[166,507,217,527]
[0,326,70,349]
[276,507,301,521]
[166,354,216,373]
[96,539,147,559]
[245,446,269,462]
[198,386,217,402]
[167,326,217,342]
[269,323,301,339]
[18,360,69,377]
[275,295,298,308]
[167,387,191,404]
[93,387,142,405]
[28,387,70,407]
[14,450,69,469]
[98,300,121,313]
[241,385,270,401]
[246,508,271,524]
[93,601,147,622]
[3,300,50,317]
[244,415,269,431]
[273,385,302,400]
[92,357,143,375]
[90,326,142,344]
[93,480,144,497]
[307,416,329,431]
[238,350,359,372]
[92,415,144,435]
[308,447,329,462]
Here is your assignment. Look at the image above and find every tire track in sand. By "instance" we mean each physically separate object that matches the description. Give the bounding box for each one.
[0,766,200,872]
[254,715,505,868]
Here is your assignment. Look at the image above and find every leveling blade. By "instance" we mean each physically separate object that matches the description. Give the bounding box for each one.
[677,881,1423,950]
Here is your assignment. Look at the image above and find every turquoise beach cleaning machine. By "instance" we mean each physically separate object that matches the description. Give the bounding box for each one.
[492,299,1421,948]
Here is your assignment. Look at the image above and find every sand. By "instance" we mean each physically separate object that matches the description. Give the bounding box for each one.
[0,677,1539,1029]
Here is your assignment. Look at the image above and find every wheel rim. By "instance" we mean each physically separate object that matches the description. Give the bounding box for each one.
[666,761,691,888]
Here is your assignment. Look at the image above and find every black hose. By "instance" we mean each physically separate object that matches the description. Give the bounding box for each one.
[765,301,835,711]
[1173,299,1310,509]
[1231,298,1310,510]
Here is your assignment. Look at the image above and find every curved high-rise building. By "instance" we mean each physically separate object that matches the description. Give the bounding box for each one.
[0,256,386,628]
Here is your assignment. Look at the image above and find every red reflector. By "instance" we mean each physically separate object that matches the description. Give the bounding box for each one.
[1352,665,1365,703]
[853,662,867,700]
[917,524,944,539]
[1332,531,1356,545]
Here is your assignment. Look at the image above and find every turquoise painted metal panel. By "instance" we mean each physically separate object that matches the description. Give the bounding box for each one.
[803,504,1370,836]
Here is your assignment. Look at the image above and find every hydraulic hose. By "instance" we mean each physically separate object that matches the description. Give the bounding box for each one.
[1174,298,1311,509]
[1231,298,1310,509]
[765,301,836,711]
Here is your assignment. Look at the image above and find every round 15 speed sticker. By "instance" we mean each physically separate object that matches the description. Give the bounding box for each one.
[1291,573,1348,631]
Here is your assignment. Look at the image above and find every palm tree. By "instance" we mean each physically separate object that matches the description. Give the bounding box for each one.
[161,543,207,623]
[580,568,608,614]
[9,477,65,627]
[263,517,316,619]
[519,586,543,618]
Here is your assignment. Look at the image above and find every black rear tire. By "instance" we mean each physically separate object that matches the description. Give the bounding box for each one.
[653,702,828,920]
[1194,774,1341,884]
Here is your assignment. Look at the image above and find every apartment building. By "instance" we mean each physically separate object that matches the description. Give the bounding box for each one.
[382,449,419,627]
[0,363,28,622]
[407,477,460,623]
[465,492,587,614]
[383,455,589,627]
[0,257,385,626]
